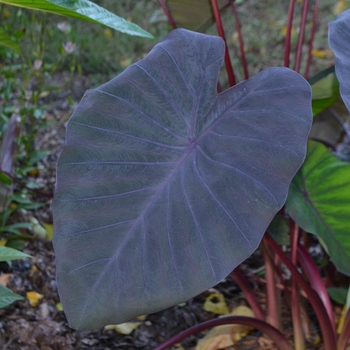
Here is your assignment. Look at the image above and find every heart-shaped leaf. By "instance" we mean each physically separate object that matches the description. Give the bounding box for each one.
[53,29,312,330]
[329,9,350,112]
[286,141,350,275]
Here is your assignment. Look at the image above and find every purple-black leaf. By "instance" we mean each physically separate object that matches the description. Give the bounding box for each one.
[53,29,312,330]
[329,9,350,113]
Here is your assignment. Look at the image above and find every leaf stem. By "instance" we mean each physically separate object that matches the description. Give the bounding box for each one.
[304,0,319,79]
[294,0,309,73]
[337,308,350,350]
[210,0,236,86]
[158,0,177,29]
[153,316,293,350]
[297,243,336,334]
[229,0,249,80]
[229,267,265,320]
[261,239,282,330]
[284,0,296,67]
[264,233,338,349]
[290,220,305,350]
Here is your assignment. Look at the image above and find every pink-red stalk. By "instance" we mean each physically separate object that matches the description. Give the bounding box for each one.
[337,308,350,350]
[284,0,296,67]
[294,0,309,72]
[154,316,293,350]
[290,220,305,350]
[158,0,177,29]
[229,268,265,320]
[210,0,236,86]
[261,239,282,330]
[297,243,336,333]
[264,233,338,349]
[304,0,319,79]
[229,0,249,79]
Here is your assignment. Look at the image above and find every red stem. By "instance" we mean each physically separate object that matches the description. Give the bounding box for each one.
[304,0,319,79]
[290,220,305,350]
[284,0,296,67]
[297,243,336,333]
[154,316,293,350]
[261,239,282,330]
[229,268,265,320]
[229,0,249,80]
[338,308,350,350]
[294,0,309,73]
[264,233,338,349]
[158,0,177,29]
[210,0,236,86]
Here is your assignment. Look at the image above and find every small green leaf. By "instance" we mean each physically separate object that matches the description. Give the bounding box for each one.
[0,0,153,39]
[267,214,290,245]
[311,73,340,116]
[0,285,23,308]
[0,172,12,186]
[0,28,20,53]
[327,287,347,305]
[0,246,31,262]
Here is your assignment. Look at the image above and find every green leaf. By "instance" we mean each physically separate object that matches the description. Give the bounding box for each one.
[0,0,153,39]
[3,222,32,235]
[311,73,340,116]
[327,287,347,305]
[267,214,290,245]
[0,285,23,308]
[0,28,20,53]
[0,246,31,262]
[0,172,12,186]
[286,141,350,275]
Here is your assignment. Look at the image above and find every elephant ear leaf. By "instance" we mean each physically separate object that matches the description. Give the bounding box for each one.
[286,141,350,276]
[329,9,350,111]
[53,28,312,330]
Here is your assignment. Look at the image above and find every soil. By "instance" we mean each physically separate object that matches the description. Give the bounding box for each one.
[0,73,333,350]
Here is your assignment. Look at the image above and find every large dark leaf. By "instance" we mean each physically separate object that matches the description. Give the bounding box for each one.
[53,28,312,330]
[286,141,350,275]
[329,9,350,112]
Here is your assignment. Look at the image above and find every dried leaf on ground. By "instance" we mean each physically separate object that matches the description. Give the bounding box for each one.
[195,305,254,350]
[203,292,230,315]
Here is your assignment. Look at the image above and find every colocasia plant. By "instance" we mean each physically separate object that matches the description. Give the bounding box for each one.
[53,3,350,350]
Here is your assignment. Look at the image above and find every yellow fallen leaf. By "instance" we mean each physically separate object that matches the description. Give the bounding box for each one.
[282,26,296,37]
[26,291,44,307]
[196,325,236,350]
[0,273,12,286]
[3,10,10,19]
[334,0,346,15]
[104,28,113,39]
[120,57,132,69]
[312,49,327,59]
[204,293,229,315]
[0,239,7,246]
[105,322,141,334]
[195,305,254,350]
